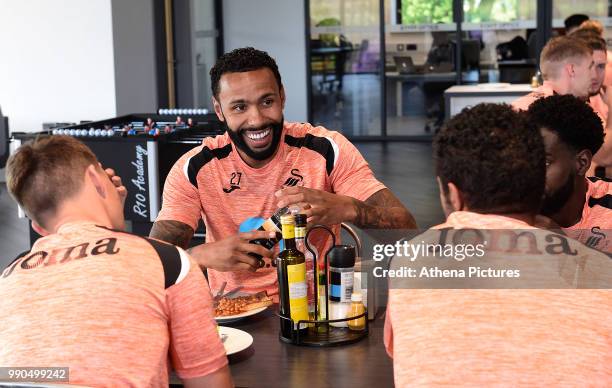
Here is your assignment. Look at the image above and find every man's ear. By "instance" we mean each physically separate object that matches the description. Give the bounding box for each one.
[446,182,465,211]
[86,164,106,199]
[566,62,575,78]
[31,220,50,237]
[575,149,592,176]
[212,96,224,122]
[437,177,465,214]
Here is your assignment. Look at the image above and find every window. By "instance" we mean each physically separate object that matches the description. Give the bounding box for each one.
[464,0,535,23]
[398,0,453,24]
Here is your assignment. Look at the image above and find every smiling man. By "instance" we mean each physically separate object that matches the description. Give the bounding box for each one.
[150,47,416,298]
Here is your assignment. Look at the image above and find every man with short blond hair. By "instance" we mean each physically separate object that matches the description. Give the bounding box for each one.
[512,36,595,111]
[1,135,232,388]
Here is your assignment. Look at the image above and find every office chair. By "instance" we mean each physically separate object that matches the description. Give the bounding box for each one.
[460,39,481,71]
[499,62,536,83]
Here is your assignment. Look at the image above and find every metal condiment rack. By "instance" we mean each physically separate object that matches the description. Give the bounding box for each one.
[277,224,369,347]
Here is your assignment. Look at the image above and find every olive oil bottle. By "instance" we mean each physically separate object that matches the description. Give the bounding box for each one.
[277,214,309,339]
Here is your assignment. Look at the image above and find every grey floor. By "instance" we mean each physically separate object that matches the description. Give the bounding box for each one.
[0,142,444,269]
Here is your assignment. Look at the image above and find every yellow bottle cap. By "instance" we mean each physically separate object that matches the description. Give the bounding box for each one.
[280,214,295,225]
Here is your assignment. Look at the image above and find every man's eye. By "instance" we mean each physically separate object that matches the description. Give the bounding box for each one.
[545,160,552,167]
[233,104,246,112]
[263,99,273,106]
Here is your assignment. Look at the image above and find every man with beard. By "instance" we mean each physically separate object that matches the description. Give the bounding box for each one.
[527,94,612,252]
[512,36,595,111]
[150,47,416,297]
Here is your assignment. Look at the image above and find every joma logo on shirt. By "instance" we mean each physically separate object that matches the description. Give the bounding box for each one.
[437,228,579,256]
[223,172,242,193]
[283,169,304,187]
[1,238,120,278]
[585,227,606,248]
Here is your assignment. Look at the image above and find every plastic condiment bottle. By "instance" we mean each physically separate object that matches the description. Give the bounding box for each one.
[347,293,366,331]
[328,245,355,327]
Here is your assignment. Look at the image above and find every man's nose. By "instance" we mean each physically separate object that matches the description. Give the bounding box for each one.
[246,106,266,128]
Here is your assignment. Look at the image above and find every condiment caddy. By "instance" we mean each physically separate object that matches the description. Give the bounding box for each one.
[276,223,368,347]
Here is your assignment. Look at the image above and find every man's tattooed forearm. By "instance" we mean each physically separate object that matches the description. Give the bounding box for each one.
[149,220,194,248]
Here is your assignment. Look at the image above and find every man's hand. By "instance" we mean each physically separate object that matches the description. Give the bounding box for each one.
[587,162,599,177]
[103,166,128,205]
[188,230,277,272]
[150,221,276,272]
[594,86,612,171]
[275,186,356,226]
[275,187,417,229]
[602,86,612,107]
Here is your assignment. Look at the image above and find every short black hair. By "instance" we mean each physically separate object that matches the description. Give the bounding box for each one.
[434,103,545,214]
[526,94,605,155]
[564,14,589,30]
[209,47,282,98]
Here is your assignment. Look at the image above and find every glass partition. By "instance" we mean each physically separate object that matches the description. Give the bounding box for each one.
[305,0,573,139]
[309,0,383,137]
[384,0,458,136]
[192,0,218,109]
[462,0,538,85]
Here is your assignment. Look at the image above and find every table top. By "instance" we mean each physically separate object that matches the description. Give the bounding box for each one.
[193,307,394,388]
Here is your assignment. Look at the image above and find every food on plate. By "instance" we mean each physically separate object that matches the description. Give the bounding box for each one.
[214,291,273,317]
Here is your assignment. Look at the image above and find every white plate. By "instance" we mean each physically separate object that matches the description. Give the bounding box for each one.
[214,305,268,323]
[218,326,253,355]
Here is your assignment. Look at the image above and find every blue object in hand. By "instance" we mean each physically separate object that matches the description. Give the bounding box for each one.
[239,216,284,264]
[239,216,265,233]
